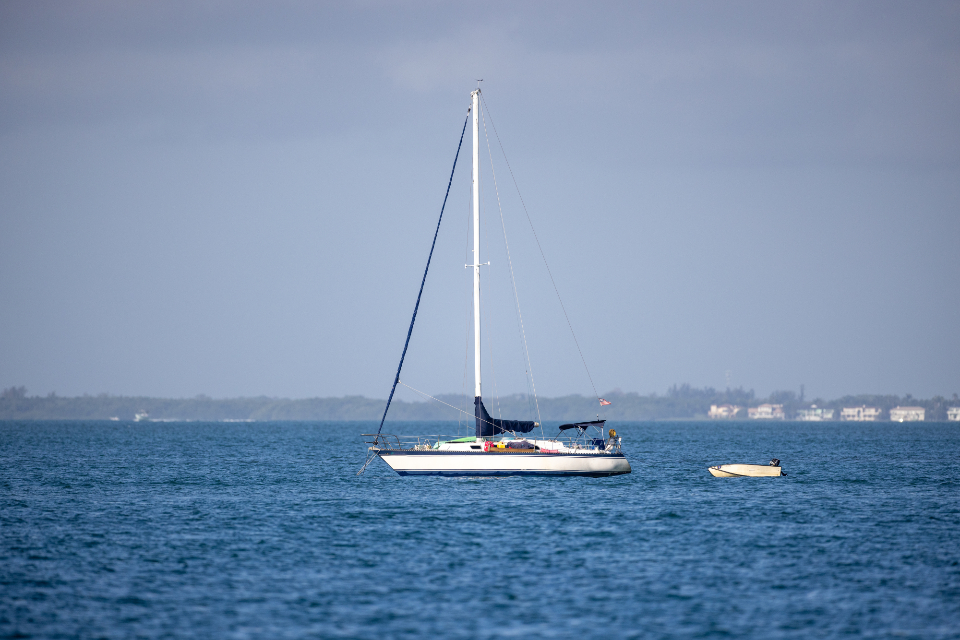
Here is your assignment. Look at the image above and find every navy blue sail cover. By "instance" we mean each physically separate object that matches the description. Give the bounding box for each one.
[475,397,538,437]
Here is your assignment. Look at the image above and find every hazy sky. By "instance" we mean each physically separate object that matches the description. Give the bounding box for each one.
[1,1,958,401]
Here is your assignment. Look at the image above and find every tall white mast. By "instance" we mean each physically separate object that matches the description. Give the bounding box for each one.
[471,88,482,399]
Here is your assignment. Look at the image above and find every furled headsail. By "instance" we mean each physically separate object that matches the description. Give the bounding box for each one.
[475,396,538,437]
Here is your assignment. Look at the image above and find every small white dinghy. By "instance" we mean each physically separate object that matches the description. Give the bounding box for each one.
[708,458,785,477]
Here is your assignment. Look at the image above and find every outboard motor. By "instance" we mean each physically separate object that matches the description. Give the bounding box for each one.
[769,458,780,467]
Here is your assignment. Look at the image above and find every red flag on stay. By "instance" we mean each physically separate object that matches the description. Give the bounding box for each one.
[599,398,612,406]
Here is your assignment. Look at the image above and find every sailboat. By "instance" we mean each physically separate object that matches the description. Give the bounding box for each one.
[360,88,631,477]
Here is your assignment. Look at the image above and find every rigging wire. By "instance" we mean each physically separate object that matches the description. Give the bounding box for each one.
[375,112,470,435]
[459,180,474,435]
[480,97,543,436]
[487,299,503,422]
[400,381,466,415]
[398,380,502,431]
[477,133,505,424]
[480,95,602,407]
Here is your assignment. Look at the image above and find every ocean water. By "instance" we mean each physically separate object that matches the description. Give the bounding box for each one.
[1,420,958,639]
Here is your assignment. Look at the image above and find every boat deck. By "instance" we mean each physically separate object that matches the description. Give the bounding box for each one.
[363,434,623,455]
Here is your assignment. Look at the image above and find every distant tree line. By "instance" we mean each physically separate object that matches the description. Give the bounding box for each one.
[1,385,957,422]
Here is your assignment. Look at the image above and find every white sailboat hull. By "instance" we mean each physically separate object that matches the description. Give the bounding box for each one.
[378,450,631,477]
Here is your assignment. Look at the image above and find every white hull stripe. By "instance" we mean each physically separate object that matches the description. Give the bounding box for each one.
[396,470,626,477]
[378,451,631,477]
[380,451,623,458]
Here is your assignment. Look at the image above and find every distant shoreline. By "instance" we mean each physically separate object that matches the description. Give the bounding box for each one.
[2,386,957,422]
[2,417,957,424]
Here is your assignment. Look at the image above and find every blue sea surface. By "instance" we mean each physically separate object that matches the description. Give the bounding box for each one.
[1,420,959,639]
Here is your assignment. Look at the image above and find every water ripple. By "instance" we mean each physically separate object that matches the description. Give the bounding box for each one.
[1,420,959,638]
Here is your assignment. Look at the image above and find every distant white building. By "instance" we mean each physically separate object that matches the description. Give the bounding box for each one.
[709,404,741,419]
[841,406,882,421]
[797,405,835,421]
[748,404,785,420]
[949,407,960,422]
[890,406,925,422]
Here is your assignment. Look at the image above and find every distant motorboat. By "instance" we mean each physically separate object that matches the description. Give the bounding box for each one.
[709,459,784,477]
[134,411,149,422]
